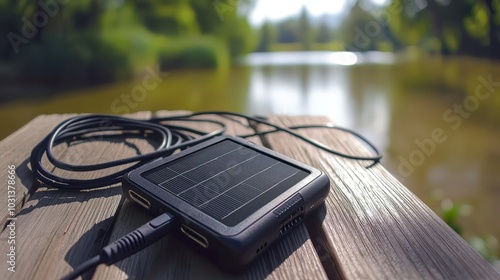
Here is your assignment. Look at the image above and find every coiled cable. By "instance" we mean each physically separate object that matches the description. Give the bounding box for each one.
[31,111,382,190]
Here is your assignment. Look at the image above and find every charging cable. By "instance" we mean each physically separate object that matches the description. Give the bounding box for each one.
[30,111,382,190]
[62,212,179,280]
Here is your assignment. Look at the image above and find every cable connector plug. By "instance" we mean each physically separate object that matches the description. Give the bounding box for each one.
[101,212,177,264]
[62,212,179,280]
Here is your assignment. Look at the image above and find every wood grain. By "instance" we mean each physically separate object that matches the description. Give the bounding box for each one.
[0,114,75,227]
[257,115,500,280]
[94,111,328,280]
[0,112,154,279]
[4,112,492,280]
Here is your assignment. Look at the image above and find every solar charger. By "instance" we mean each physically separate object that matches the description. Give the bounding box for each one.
[123,135,330,270]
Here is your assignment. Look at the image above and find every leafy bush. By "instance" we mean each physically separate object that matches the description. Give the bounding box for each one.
[158,37,228,70]
[17,25,167,85]
[18,32,134,86]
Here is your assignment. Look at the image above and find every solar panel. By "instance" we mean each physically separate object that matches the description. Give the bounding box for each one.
[143,139,310,226]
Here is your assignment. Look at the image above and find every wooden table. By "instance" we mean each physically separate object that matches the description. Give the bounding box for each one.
[1,111,498,279]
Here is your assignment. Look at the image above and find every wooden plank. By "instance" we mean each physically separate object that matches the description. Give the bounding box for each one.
[95,111,328,279]
[0,112,154,279]
[0,114,75,227]
[256,115,500,280]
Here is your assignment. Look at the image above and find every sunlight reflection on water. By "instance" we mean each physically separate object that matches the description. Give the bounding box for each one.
[242,51,395,66]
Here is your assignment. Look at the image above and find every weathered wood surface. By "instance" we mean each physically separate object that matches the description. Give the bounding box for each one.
[256,115,500,280]
[0,112,498,280]
[0,114,76,227]
[0,112,153,279]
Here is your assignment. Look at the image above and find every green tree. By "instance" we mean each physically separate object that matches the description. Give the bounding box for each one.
[387,0,500,58]
[257,21,276,52]
[191,0,256,57]
[131,0,199,35]
[1,0,258,85]
[316,20,332,44]
[276,19,299,43]
[339,3,383,51]
[298,7,313,50]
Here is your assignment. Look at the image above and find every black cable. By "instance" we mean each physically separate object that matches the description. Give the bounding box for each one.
[31,111,382,190]
[62,212,179,280]
[62,255,101,280]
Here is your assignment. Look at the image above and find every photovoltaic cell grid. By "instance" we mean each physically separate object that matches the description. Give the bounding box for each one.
[143,139,309,226]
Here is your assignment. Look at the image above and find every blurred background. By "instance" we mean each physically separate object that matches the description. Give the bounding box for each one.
[1,0,499,265]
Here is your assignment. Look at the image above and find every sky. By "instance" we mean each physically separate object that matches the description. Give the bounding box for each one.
[248,0,390,26]
[249,0,347,26]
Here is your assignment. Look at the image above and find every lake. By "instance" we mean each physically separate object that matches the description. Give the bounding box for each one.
[1,51,499,249]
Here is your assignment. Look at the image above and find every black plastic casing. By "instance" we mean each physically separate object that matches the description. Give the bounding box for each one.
[122,135,330,271]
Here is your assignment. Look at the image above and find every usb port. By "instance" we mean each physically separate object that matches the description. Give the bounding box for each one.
[181,224,209,249]
[128,190,151,210]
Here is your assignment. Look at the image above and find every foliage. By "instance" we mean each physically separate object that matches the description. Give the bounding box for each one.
[298,7,313,51]
[387,0,500,58]
[158,37,229,70]
[132,0,199,36]
[440,199,468,235]
[316,21,333,44]
[18,32,132,86]
[439,198,499,264]
[0,0,255,85]
[255,0,500,59]
[275,19,300,44]
[12,4,165,85]
[256,22,276,52]
[219,16,257,58]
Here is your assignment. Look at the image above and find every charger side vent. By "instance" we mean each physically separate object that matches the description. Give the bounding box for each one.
[279,206,304,235]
